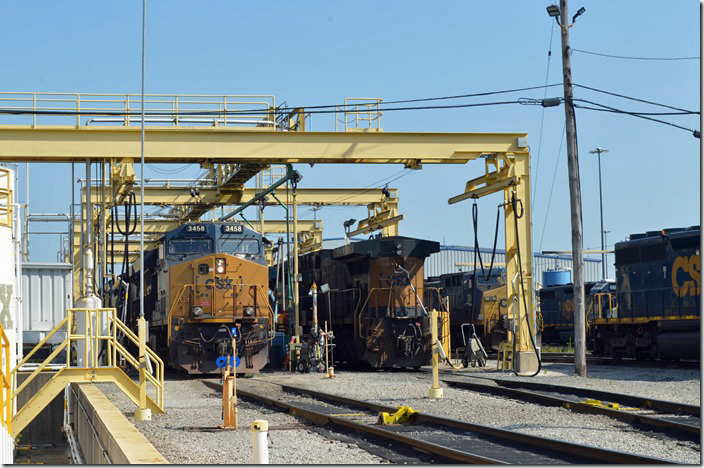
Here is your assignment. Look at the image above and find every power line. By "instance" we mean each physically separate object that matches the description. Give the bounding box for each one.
[531,20,557,216]
[574,99,699,135]
[539,122,566,253]
[574,83,698,113]
[572,48,699,61]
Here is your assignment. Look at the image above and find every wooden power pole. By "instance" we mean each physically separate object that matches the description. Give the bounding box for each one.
[558,0,587,377]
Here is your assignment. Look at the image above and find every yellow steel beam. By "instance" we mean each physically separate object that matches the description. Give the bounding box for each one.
[83,186,398,207]
[76,218,321,238]
[0,126,528,164]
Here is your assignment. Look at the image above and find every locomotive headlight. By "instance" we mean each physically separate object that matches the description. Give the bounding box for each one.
[215,258,226,274]
[192,306,203,317]
[244,306,255,317]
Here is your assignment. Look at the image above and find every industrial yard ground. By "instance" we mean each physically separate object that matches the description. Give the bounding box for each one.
[96,362,700,464]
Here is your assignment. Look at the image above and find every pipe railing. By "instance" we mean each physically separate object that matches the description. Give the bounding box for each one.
[0,92,276,128]
[0,325,11,436]
[6,308,164,419]
[167,283,276,346]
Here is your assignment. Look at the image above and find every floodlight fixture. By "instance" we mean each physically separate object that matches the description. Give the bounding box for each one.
[546,5,560,17]
[572,7,586,23]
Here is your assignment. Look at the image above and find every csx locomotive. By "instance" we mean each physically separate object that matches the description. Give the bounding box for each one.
[592,226,700,360]
[426,269,506,350]
[298,236,440,369]
[124,222,272,374]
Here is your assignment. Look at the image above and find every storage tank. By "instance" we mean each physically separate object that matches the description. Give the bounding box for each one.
[542,269,571,287]
[0,166,19,463]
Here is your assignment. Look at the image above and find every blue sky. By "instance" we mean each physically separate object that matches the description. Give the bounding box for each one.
[1,1,700,276]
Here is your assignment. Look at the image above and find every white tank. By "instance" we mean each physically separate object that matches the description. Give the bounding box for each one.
[73,247,103,367]
[0,166,21,369]
[0,166,19,462]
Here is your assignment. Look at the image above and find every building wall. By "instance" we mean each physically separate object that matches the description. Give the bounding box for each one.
[21,263,73,345]
[424,245,602,285]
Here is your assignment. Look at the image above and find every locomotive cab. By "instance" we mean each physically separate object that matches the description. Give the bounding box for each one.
[138,222,272,374]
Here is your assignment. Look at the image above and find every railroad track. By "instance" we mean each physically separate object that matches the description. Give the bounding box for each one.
[439,374,700,442]
[539,353,700,369]
[232,380,672,464]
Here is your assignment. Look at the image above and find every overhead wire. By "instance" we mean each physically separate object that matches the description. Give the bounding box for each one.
[531,19,557,216]
[574,99,698,135]
[538,122,566,253]
[574,83,698,114]
[571,48,699,61]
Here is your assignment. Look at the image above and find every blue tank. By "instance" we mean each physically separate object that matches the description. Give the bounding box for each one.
[543,269,572,287]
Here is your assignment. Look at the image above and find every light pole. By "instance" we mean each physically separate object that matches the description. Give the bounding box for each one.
[589,147,609,278]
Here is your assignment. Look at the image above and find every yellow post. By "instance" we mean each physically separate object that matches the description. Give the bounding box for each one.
[134,316,151,421]
[428,309,443,399]
[293,190,300,339]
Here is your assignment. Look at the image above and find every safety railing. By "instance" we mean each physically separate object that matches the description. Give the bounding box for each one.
[593,287,700,321]
[335,97,382,132]
[355,287,429,339]
[0,325,11,437]
[0,92,276,128]
[9,308,164,415]
[167,283,276,345]
[0,168,12,229]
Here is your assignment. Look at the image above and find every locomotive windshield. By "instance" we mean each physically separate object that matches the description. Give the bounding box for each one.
[168,238,213,255]
[219,236,260,255]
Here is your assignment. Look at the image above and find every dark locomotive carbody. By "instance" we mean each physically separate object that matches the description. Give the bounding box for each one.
[592,226,700,360]
[426,269,505,350]
[298,236,440,369]
[538,281,600,345]
[125,222,272,374]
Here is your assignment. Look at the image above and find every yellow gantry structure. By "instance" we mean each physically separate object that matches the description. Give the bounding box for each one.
[0,93,539,397]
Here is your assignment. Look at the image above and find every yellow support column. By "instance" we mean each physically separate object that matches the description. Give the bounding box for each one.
[428,309,443,399]
[134,316,151,421]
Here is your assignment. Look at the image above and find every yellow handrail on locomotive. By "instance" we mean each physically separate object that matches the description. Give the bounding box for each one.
[355,286,441,339]
[167,283,276,345]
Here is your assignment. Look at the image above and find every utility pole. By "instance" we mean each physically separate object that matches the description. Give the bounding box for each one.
[550,0,587,377]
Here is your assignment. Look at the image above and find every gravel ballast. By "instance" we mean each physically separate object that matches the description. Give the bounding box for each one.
[93,361,700,464]
[95,378,388,464]
[255,362,701,464]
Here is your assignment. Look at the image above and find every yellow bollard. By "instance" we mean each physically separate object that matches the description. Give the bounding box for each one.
[134,316,152,421]
[428,309,443,399]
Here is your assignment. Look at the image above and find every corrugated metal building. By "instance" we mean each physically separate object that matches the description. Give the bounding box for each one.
[21,262,73,345]
[424,244,602,284]
[320,238,602,285]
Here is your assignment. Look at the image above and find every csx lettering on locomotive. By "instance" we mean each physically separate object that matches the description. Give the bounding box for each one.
[672,254,701,297]
[205,276,234,290]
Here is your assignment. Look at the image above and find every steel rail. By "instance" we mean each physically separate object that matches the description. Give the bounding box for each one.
[539,353,700,369]
[451,374,701,416]
[441,378,699,440]
[236,388,505,464]
[274,383,672,464]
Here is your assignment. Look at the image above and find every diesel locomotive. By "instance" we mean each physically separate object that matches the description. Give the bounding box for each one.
[426,269,507,350]
[297,236,440,369]
[123,222,273,374]
[592,226,700,360]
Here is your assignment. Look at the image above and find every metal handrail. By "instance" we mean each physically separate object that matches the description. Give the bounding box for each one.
[0,325,11,436]
[355,287,426,339]
[167,283,276,345]
[6,308,165,418]
[0,168,12,228]
[0,92,276,128]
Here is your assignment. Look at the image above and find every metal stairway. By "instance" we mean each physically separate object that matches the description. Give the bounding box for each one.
[4,308,164,438]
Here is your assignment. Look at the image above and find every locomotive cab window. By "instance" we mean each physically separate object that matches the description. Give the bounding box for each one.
[219,237,260,255]
[169,238,213,255]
